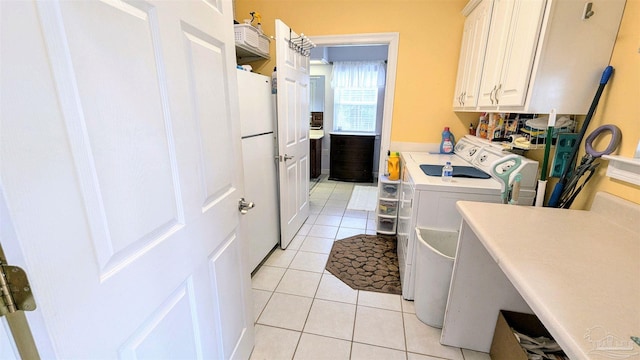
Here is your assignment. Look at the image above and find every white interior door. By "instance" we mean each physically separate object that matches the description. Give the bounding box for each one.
[0,0,253,358]
[275,19,310,249]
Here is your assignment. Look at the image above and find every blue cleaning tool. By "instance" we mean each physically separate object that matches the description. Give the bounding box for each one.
[491,155,522,204]
[548,66,614,207]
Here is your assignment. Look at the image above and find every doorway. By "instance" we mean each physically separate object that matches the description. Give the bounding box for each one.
[308,33,399,182]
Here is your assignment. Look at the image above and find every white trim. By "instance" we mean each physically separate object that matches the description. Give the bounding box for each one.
[461,0,482,16]
[308,32,399,179]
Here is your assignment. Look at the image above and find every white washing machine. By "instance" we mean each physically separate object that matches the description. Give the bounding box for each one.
[397,136,538,300]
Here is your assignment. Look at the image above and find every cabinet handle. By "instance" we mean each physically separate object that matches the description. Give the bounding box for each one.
[495,84,502,105]
[461,91,466,106]
[489,85,496,105]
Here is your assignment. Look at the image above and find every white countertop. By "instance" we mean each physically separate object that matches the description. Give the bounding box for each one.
[455,196,640,359]
[310,129,324,140]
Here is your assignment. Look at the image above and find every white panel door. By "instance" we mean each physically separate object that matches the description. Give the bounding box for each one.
[275,19,310,249]
[0,0,253,358]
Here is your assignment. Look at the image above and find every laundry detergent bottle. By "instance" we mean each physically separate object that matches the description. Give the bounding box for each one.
[440,127,455,154]
[388,152,400,180]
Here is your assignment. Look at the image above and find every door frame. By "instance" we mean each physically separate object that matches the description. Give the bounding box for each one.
[308,33,399,178]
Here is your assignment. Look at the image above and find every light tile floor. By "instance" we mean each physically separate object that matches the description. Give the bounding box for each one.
[250,178,490,360]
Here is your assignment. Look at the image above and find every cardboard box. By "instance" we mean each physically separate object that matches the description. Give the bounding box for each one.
[490,310,566,360]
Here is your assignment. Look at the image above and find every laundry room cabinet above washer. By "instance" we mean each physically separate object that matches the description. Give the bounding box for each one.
[476,0,546,109]
[452,0,492,110]
[453,0,626,114]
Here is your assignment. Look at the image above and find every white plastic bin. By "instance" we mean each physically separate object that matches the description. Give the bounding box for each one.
[414,227,458,328]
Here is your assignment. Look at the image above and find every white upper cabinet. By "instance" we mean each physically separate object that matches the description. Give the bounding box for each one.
[477,0,546,108]
[453,0,493,110]
[454,0,626,114]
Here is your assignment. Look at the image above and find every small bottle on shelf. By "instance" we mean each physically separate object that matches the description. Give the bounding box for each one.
[442,161,453,182]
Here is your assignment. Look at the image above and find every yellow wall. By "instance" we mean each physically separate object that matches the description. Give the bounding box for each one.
[235,0,475,141]
[236,0,639,207]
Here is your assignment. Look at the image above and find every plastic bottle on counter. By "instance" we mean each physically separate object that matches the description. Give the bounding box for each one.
[440,127,455,154]
[441,161,453,182]
[271,67,277,94]
[388,152,400,181]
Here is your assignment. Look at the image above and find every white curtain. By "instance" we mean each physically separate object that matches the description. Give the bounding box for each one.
[330,61,386,89]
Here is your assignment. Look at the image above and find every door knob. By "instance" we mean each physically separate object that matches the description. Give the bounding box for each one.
[284,154,294,161]
[238,198,255,214]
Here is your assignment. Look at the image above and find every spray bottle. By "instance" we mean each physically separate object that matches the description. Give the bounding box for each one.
[249,12,263,34]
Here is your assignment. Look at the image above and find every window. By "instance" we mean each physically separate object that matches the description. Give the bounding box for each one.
[331,61,385,133]
[333,87,378,132]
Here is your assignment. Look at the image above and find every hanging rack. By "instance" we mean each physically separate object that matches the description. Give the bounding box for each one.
[288,28,315,56]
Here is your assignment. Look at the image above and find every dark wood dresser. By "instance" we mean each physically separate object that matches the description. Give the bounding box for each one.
[329,133,375,182]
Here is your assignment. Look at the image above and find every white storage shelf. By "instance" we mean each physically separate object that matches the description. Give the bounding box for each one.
[236,43,270,63]
[602,155,640,186]
[234,24,270,64]
[377,176,400,234]
[377,215,397,234]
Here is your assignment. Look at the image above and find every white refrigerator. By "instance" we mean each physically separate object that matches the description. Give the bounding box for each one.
[237,69,280,272]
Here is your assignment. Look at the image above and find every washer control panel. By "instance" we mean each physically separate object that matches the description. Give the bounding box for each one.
[472,146,507,174]
[455,137,483,163]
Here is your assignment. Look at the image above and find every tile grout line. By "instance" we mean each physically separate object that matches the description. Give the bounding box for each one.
[348,290,361,359]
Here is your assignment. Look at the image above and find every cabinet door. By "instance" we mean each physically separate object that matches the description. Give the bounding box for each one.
[452,12,474,108]
[453,0,493,110]
[495,0,546,107]
[329,135,374,182]
[478,0,546,108]
[477,0,513,107]
[462,0,494,109]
